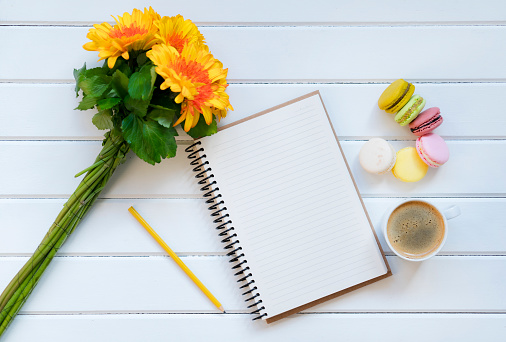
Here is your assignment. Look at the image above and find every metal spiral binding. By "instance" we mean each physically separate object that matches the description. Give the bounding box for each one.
[185,141,267,321]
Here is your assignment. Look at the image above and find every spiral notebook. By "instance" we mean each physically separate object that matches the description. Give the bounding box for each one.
[185,91,391,323]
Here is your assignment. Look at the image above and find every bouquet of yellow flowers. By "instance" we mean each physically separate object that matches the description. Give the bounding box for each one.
[0,7,232,336]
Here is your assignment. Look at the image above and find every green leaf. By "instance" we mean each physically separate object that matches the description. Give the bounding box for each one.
[73,63,86,96]
[166,136,178,159]
[75,95,99,110]
[92,109,114,130]
[137,52,148,66]
[125,95,149,117]
[186,115,218,139]
[78,75,110,97]
[98,97,121,110]
[104,88,120,99]
[128,64,156,101]
[152,98,179,112]
[84,67,108,78]
[121,113,178,165]
[108,58,132,77]
[147,106,177,128]
[111,69,129,99]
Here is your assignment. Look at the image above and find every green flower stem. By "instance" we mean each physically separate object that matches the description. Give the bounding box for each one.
[0,194,92,336]
[0,256,50,336]
[0,131,129,337]
[0,197,82,313]
[74,143,121,178]
[0,169,101,312]
[0,204,82,327]
[0,153,108,316]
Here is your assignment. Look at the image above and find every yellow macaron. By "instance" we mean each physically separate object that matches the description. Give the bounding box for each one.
[392,147,428,182]
[378,79,415,114]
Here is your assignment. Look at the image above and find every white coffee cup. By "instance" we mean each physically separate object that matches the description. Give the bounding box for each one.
[382,199,461,262]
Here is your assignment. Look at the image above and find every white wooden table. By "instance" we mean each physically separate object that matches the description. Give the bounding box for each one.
[1,1,506,341]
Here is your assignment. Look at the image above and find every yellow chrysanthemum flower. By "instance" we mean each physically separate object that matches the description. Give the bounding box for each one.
[155,15,206,53]
[83,7,161,68]
[147,44,233,132]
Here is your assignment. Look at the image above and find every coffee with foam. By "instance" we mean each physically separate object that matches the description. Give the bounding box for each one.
[386,201,445,259]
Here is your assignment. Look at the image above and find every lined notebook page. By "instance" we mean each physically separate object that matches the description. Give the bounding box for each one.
[199,93,388,319]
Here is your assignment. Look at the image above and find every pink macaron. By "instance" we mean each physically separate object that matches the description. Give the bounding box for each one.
[415,133,449,168]
[409,107,443,136]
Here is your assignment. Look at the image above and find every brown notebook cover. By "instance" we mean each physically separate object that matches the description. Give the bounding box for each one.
[186,91,391,323]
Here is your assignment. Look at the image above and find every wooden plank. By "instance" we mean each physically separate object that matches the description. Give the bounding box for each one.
[1,0,506,24]
[1,198,505,255]
[0,143,199,197]
[0,199,220,256]
[1,26,506,81]
[349,140,506,197]
[2,313,505,342]
[0,256,504,313]
[0,141,504,197]
[1,83,505,140]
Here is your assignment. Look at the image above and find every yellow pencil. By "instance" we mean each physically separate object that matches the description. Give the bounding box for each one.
[128,206,225,313]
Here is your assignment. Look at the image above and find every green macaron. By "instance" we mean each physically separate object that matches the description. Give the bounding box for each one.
[394,95,426,126]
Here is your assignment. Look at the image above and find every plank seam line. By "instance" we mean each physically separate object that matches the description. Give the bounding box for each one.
[1,196,505,199]
[0,254,227,258]
[0,139,194,143]
[0,138,196,142]
[1,195,505,200]
[1,254,505,258]
[16,311,506,316]
[1,137,506,142]
[2,22,506,28]
[4,80,506,85]
[0,196,205,200]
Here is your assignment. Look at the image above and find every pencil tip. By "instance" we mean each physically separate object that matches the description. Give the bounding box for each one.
[219,306,225,313]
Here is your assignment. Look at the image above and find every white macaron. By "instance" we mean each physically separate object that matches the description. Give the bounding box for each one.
[359,138,396,174]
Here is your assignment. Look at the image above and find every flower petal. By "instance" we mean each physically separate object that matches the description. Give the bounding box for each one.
[83,7,160,68]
